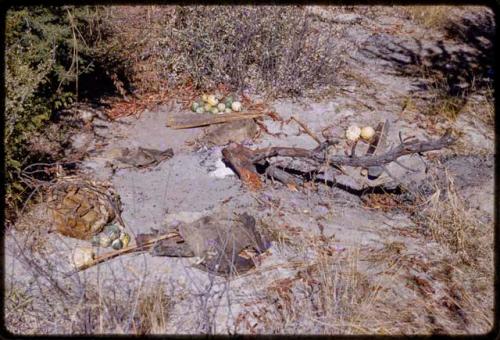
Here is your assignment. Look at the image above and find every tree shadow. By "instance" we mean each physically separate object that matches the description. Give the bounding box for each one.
[362,10,494,103]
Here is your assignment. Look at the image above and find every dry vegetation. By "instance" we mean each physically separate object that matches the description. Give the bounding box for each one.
[102,5,344,97]
[405,173,493,333]
[4,4,495,336]
[248,170,494,334]
[404,6,460,30]
[5,276,173,334]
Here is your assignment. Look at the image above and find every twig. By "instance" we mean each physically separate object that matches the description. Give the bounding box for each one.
[291,116,322,145]
[254,119,288,138]
[66,232,179,276]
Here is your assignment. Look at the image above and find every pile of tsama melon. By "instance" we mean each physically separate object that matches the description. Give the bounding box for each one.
[191,93,243,115]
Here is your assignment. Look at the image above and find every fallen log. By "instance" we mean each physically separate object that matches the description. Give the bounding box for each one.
[222,130,456,190]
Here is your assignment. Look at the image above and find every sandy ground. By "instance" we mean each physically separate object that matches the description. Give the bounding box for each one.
[4,6,494,335]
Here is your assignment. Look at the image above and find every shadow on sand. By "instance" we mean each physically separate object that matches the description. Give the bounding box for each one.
[362,10,494,106]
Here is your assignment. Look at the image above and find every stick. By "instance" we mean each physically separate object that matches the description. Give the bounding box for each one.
[291,116,322,145]
[166,111,267,129]
[222,143,263,191]
[265,165,303,187]
[247,130,455,167]
[221,130,456,188]
[367,120,389,178]
[67,232,179,275]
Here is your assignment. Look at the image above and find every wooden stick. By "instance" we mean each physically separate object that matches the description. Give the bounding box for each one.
[221,130,456,188]
[222,143,264,191]
[67,232,179,275]
[291,116,322,145]
[166,111,268,129]
[247,130,455,167]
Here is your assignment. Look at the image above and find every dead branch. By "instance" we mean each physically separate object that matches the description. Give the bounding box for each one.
[166,111,268,129]
[222,130,456,188]
[290,116,322,145]
[66,232,179,276]
[249,130,455,167]
[222,144,264,191]
[265,165,303,187]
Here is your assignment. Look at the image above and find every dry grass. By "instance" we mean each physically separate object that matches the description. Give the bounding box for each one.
[129,286,173,334]
[355,171,494,334]
[412,65,467,121]
[253,166,494,334]
[100,6,345,98]
[465,86,495,127]
[5,170,494,335]
[416,170,493,267]
[4,222,174,335]
[244,217,384,334]
[404,6,458,30]
[406,171,494,333]
[234,245,379,334]
[4,269,173,334]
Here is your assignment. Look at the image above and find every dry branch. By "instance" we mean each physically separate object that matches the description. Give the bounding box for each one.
[250,130,455,167]
[166,111,267,129]
[222,130,456,188]
[66,232,179,275]
[290,116,322,145]
[265,165,303,187]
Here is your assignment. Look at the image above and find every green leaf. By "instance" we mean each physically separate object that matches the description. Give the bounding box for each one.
[12,182,25,191]
[8,158,21,169]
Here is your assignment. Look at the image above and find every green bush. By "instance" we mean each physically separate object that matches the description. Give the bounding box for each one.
[4,6,129,221]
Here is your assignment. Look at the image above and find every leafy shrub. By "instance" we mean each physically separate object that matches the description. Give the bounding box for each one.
[4,6,131,221]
